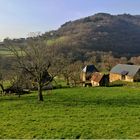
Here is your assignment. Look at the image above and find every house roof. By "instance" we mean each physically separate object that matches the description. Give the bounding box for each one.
[110,64,140,77]
[91,72,104,83]
[82,65,98,73]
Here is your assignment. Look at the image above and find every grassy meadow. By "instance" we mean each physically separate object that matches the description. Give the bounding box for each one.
[0,87,140,139]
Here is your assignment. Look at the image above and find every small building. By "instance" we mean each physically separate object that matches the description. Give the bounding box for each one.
[81,65,98,81]
[110,64,140,82]
[91,72,109,87]
[80,65,98,86]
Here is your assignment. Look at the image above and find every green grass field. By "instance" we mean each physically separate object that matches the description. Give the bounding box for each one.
[0,87,140,139]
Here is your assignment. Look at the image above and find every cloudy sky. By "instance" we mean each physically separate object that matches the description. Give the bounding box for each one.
[0,0,140,40]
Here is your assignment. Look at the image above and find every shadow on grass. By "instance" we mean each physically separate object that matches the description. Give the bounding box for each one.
[1,90,140,107]
[47,98,140,107]
[0,93,36,102]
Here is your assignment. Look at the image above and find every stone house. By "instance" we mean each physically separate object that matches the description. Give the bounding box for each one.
[110,64,140,82]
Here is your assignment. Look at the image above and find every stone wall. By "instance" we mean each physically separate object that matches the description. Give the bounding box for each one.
[110,73,122,82]
[110,73,134,82]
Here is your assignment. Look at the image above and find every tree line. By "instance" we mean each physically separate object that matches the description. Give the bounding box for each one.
[0,35,140,101]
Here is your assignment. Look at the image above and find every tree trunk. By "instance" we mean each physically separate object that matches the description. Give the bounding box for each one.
[0,83,4,93]
[74,80,76,87]
[66,77,69,85]
[38,84,43,101]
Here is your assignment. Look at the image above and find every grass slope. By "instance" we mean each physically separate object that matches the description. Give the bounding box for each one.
[0,87,140,139]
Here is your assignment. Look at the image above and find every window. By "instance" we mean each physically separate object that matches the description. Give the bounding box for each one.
[121,75,126,80]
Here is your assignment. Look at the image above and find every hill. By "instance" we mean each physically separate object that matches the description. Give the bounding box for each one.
[1,13,140,61]
[42,13,140,58]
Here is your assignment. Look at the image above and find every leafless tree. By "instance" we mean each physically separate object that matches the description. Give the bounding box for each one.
[0,55,4,94]
[68,61,83,86]
[6,39,55,101]
[0,69,4,94]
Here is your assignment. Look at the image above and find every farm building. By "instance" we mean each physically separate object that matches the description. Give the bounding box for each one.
[91,72,109,87]
[110,64,140,82]
[80,65,98,86]
[81,65,98,81]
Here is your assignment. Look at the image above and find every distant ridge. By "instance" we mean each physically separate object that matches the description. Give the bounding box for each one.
[42,13,140,57]
[3,13,140,59]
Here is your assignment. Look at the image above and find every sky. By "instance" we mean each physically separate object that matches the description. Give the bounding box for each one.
[0,0,140,41]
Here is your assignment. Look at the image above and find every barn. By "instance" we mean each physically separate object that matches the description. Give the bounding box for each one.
[80,65,98,86]
[110,64,140,82]
[91,72,109,87]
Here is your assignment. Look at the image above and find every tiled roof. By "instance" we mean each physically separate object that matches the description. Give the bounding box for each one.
[110,64,140,76]
[91,72,104,83]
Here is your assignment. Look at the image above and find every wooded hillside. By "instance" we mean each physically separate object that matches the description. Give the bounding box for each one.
[42,13,140,58]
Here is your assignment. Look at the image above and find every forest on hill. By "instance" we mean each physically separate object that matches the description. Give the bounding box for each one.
[42,13,140,58]
[2,13,140,58]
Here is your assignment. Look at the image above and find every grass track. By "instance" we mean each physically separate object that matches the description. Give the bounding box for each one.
[0,87,140,139]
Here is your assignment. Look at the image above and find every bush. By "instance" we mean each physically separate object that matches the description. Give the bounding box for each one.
[109,80,126,87]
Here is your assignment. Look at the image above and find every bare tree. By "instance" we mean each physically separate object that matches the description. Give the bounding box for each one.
[6,39,54,101]
[0,55,4,94]
[0,69,4,94]
[68,61,83,86]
